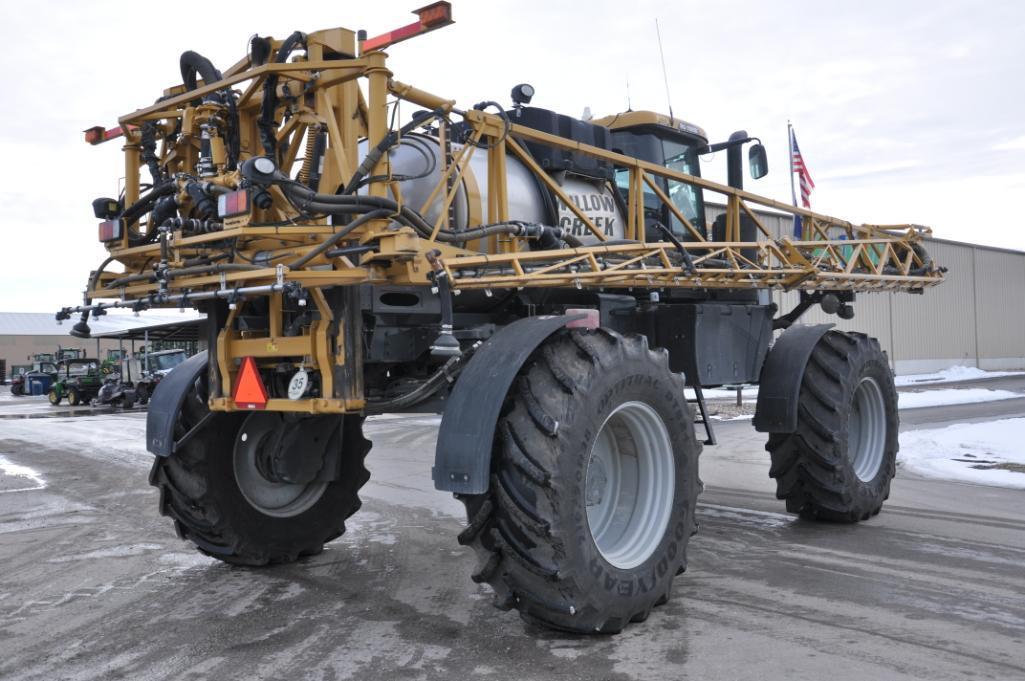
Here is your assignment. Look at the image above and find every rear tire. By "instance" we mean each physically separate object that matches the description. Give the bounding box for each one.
[66,388,81,406]
[767,331,898,522]
[459,328,701,634]
[148,375,371,566]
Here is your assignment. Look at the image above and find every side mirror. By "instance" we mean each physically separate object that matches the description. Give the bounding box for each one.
[749,143,768,179]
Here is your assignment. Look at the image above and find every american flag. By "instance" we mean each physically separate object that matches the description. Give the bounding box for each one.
[791,131,815,208]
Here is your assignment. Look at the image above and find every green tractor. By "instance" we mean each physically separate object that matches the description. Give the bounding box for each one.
[48,358,103,406]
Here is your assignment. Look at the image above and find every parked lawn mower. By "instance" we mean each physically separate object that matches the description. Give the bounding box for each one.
[95,374,137,408]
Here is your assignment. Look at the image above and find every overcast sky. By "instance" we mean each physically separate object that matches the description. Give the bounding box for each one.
[0,0,1022,313]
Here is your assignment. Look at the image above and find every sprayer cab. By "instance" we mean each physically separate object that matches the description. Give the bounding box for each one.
[593,110,711,240]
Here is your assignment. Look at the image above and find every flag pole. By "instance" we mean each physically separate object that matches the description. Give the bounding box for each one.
[788,121,801,238]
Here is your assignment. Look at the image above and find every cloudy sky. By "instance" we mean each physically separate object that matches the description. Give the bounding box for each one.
[0,0,1021,312]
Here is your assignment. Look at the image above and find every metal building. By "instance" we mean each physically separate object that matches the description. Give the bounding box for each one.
[708,204,1025,373]
[0,311,204,383]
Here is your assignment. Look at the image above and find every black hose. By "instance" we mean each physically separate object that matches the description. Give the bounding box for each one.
[105,263,263,288]
[288,209,392,269]
[250,36,272,66]
[179,51,224,103]
[340,111,440,196]
[464,101,511,150]
[178,51,238,169]
[651,222,696,275]
[225,94,240,171]
[282,183,526,244]
[365,356,462,413]
[258,31,307,158]
[73,254,118,334]
[150,195,177,230]
[425,249,460,358]
[139,123,162,184]
[123,182,178,246]
[121,182,176,225]
[353,134,437,189]
[563,233,584,248]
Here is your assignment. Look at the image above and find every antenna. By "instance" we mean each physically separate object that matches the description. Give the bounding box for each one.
[655,18,674,119]
[626,76,632,111]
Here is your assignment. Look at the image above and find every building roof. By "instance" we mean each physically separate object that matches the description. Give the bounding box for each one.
[0,311,205,337]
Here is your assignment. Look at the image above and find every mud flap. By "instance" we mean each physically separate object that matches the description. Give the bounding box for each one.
[433,315,579,495]
[752,324,833,433]
[146,350,209,456]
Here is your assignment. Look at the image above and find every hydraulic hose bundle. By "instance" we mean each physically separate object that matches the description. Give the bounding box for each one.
[180,50,239,171]
[256,31,307,159]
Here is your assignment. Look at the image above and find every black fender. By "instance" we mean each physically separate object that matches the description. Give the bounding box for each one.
[433,315,579,494]
[752,324,833,433]
[146,350,209,456]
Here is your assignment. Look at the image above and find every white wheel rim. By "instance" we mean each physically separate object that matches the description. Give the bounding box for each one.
[585,401,676,569]
[848,376,887,482]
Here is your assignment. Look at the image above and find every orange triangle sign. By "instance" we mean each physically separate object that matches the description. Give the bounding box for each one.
[233,356,268,409]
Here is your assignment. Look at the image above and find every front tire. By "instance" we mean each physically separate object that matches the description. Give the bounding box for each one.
[66,388,81,406]
[459,329,701,634]
[47,389,61,405]
[767,331,898,522]
[148,376,371,566]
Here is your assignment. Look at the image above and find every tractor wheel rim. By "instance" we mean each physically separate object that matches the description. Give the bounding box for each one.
[848,376,887,482]
[233,418,328,518]
[585,401,676,570]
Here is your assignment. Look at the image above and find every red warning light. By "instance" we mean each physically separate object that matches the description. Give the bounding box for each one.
[83,124,137,145]
[233,356,269,409]
[361,2,454,53]
[217,189,250,218]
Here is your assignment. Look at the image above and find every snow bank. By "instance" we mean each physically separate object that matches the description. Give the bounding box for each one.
[896,366,1025,387]
[898,388,1022,410]
[898,419,1025,489]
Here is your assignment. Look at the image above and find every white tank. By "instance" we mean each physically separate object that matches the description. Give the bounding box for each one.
[360,134,626,248]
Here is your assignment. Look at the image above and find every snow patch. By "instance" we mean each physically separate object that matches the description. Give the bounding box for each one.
[687,386,758,402]
[0,416,149,469]
[0,454,46,492]
[895,365,1025,386]
[898,388,1021,410]
[697,502,794,528]
[158,551,221,569]
[899,418,1025,489]
[48,543,164,563]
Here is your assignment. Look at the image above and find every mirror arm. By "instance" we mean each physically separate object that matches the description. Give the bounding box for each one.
[703,136,760,154]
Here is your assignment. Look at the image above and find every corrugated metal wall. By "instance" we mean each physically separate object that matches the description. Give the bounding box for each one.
[705,204,1025,373]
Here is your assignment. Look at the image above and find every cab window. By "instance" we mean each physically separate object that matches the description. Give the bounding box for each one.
[663,140,704,236]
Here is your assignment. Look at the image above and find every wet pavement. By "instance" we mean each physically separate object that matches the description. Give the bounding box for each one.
[0,381,1024,680]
